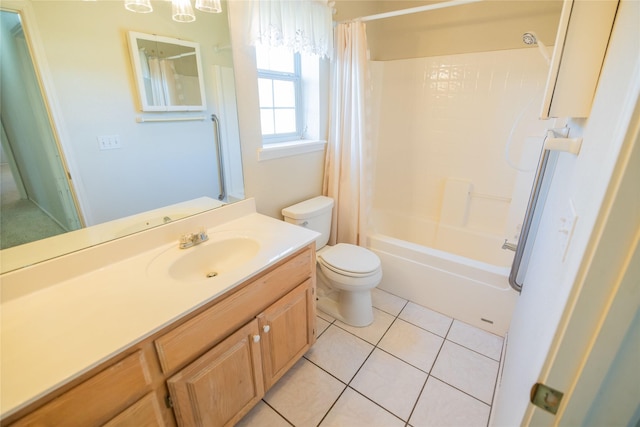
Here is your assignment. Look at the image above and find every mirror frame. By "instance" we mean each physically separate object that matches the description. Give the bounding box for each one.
[127,31,207,112]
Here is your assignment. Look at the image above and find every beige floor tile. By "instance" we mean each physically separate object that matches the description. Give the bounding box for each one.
[378,319,444,372]
[335,307,395,345]
[399,302,453,337]
[431,341,499,404]
[409,377,490,427]
[447,320,504,361]
[350,349,427,421]
[317,316,331,337]
[305,325,374,383]
[264,358,345,427]
[320,387,405,427]
[235,400,290,427]
[317,309,336,323]
[371,288,407,316]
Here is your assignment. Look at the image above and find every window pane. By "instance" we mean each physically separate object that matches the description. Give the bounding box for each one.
[256,45,294,73]
[273,80,295,108]
[257,78,273,108]
[260,109,275,135]
[274,109,296,134]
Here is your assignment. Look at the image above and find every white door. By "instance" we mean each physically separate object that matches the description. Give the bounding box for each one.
[491,1,640,425]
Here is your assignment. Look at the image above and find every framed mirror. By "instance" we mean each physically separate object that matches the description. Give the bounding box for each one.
[128,31,207,112]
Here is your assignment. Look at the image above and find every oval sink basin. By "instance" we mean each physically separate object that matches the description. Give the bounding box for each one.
[154,237,261,282]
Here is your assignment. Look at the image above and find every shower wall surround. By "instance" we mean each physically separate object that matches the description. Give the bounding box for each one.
[371,48,552,241]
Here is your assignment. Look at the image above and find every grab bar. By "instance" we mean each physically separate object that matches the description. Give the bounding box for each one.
[211,114,226,201]
[508,147,560,292]
[508,127,580,291]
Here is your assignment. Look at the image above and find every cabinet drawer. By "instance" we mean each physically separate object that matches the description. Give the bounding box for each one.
[12,351,152,427]
[155,248,312,374]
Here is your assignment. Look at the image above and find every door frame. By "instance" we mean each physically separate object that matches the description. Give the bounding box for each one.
[1,2,86,228]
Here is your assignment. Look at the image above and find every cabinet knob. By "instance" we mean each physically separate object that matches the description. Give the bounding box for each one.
[253,335,261,343]
[263,325,271,333]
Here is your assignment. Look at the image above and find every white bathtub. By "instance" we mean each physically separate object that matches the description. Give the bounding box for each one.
[367,214,519,336]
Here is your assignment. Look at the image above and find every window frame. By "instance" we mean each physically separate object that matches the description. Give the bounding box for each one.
[256,48,303,144]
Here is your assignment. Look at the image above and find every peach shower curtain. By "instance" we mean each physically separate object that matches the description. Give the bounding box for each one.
[323,21,371,246]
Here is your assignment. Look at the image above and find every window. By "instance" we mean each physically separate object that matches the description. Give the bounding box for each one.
[256,45,302,143]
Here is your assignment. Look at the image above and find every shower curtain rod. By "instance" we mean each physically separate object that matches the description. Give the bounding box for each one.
[341,0,482,23]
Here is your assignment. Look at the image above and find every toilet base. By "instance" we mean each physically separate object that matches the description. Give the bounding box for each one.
[317,289,374,327]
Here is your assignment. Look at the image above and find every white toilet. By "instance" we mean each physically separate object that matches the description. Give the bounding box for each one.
[282,196,382,327]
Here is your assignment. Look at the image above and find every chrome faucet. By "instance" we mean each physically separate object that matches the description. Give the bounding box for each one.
[502,239,517,252]
[179,229,209,249]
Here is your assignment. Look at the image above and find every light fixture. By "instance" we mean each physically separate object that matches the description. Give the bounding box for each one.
[172,0,196,22]
[124,0,153,13]
[124,0,222,22]
[195,0,222,13]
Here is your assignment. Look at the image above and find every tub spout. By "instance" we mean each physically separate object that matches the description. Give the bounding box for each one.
[502,239,517,252]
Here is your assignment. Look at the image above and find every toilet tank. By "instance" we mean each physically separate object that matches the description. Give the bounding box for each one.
[282,196,334,249]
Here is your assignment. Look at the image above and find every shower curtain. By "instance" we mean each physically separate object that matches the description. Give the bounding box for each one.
[323,21,371,246]
[144,54,180,107]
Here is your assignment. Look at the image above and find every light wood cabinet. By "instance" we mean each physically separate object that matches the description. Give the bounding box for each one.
[259,279,315,390]
[168,320,265,427]
[104,392,168,427]
[10,351,155,427]
[5,245,315,427]
[167,279,316,427]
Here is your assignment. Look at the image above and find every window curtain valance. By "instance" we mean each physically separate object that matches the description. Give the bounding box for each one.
[248,0,334,59]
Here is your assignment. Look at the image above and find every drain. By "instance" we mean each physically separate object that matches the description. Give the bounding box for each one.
[206,272,218,278]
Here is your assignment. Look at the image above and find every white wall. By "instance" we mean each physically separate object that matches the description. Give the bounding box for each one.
[26,1,234,226]
[492,0,640,424]
[371,48,551,243]
[227,1,327,219]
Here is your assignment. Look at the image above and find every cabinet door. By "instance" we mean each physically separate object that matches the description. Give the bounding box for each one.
[104,392,168,427]
[259,279,316,390]
[167,320,264,427]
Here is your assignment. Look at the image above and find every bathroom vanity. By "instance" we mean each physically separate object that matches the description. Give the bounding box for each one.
[0,199,319,426]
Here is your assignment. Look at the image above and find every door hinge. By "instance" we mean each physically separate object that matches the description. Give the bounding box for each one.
[530,382,564,415]
[164,393,173,408]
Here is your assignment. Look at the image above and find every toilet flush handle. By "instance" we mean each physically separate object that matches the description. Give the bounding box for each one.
[301,221,309,227]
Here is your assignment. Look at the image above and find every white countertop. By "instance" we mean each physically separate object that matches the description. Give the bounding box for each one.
[0,201,318,418]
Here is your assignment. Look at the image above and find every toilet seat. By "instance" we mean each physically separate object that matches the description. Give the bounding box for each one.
[318,243,381,277]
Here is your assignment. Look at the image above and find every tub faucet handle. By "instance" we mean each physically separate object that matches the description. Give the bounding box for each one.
[502,239,517,252]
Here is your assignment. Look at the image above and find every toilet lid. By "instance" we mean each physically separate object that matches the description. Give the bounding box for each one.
[318,243,381,275]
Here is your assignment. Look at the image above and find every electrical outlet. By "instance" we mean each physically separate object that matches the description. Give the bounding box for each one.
[97,135,122,150]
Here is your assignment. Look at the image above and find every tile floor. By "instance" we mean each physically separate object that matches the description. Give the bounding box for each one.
[237,289,504,427]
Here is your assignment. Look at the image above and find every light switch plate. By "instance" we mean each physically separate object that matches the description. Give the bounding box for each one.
[560,199,578,262]
[97,135,121,150]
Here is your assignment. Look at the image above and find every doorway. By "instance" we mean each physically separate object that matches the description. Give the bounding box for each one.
[0,10,82,249]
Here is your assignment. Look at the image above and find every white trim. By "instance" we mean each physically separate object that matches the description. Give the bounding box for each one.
[257,139,326,161]
[339,0,482,24]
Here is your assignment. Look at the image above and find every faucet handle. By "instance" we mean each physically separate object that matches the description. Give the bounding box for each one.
[197,227,209,242]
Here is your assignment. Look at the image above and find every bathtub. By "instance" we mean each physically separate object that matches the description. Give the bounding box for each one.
[366,213,519,336]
